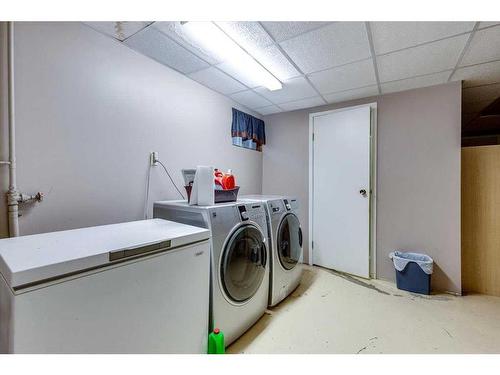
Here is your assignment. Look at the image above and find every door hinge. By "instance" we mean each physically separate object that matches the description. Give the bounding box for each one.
[312,133,315,141]
[311,240,314,249]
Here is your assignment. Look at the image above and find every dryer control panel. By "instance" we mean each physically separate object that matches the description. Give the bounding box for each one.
[269,199,284,216]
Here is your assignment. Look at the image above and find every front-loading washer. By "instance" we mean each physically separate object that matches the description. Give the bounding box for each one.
[241,195,303,307]
[153,200,269,347]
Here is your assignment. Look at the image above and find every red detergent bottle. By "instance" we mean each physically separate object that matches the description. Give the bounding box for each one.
[214,169,224,190]
[222,169,235,190]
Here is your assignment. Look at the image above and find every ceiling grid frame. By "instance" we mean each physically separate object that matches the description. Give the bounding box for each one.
[257,21,329,106]
[365,22,382,94]
[121,22,155,42]
[374,30,476,58]
[85,22,280,111]
[149,24,287,109]
[83,21,500,118]
[447,22,481,82]
[383,68,455,86]
[261,21,335,43]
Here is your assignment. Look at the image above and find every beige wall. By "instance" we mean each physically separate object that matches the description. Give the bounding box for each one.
[0,22,262,237]
[263,82,462,294]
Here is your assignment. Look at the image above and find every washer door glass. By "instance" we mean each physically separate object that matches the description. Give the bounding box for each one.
[221,224,267,303]
[277,213,302,270]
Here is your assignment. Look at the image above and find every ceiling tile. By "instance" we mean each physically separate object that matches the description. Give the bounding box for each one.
[125,27,209,74]
[324,85,379,104]
[377,34,468,82]
[308,59,377,94]
[254,105,283,115]
[380,71,452,94]
[462,83,500,104]
[280,22,371,74]
[249,44,300,81]
[261,22,331,42]
[216,22,274,49]
[84,22,151,41]
[188,67,246,95]
[451,60,500,88]
[254,77,317,104]
[230,90,273,109]
[215,22,300,81]
[371,22,474,55]
[216,61,261,88]
[279,96,325,111]
[460,25,500,66]
[153,21,220,65]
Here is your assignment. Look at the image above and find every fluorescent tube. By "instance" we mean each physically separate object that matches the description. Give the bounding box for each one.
[181,21,282,91]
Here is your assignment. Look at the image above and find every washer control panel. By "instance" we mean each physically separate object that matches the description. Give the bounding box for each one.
[283,199,292,211]
[238,203,267,230]
[238,205,249,221]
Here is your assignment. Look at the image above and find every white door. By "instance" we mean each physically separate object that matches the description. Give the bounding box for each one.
[312,105,371,278]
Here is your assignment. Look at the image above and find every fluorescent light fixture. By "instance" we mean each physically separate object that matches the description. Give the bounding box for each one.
[181,22,282,91]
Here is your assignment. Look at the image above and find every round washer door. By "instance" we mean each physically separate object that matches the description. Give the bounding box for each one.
[221,224,267,303]
[277,213,302,270]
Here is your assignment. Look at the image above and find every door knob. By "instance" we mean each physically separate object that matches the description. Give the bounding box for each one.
[359,189,367,197]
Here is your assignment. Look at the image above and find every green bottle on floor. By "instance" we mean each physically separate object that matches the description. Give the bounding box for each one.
[208,328,225,354]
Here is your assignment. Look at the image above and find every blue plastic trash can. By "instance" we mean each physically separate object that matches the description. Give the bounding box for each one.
[389,251,433,295]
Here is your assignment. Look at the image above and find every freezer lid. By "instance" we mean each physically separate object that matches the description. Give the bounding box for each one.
[0,219,210,289]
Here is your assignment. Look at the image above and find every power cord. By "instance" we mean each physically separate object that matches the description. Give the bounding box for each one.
[144,157,185,219]
[157,159,186,200]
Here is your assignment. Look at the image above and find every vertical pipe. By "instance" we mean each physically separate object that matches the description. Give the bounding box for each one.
[7,22,15,191]
[7,21,19,237]
[7,206,19,237]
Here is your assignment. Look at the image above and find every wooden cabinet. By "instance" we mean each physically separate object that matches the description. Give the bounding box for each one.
[462,145,500,296]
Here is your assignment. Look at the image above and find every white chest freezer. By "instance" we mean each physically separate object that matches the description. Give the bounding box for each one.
[0,219,210,353]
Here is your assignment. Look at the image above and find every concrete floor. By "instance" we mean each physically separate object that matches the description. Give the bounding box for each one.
[228,265,500,354]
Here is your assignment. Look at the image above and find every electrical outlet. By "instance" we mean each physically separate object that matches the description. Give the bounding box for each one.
[150,151,159,166]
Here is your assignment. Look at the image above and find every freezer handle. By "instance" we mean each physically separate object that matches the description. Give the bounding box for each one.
[109,240,172,261]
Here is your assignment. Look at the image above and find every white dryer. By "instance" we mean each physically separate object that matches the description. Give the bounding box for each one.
[241,195,303,307]
[153,200,269,346]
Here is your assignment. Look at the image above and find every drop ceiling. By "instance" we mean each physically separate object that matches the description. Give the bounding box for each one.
[85,21,500,119]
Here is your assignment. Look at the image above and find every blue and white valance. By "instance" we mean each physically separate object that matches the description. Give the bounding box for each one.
[231,108,266,151]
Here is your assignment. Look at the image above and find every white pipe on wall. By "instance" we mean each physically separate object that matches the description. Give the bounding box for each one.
[2,22,44,237]
[6,21,19,237]
[7,22,16,191]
